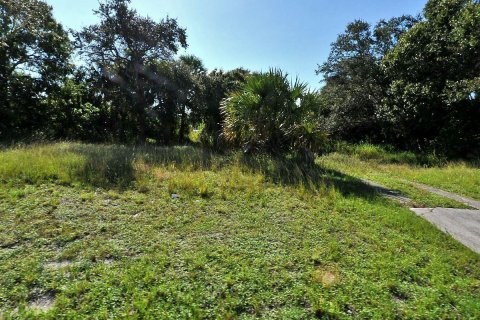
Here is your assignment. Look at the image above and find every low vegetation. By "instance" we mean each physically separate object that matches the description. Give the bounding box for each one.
[0,143,479,318]
[320,143,480,200]
[1,0,479,318]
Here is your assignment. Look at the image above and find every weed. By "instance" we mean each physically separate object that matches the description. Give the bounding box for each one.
[0,143,479,318]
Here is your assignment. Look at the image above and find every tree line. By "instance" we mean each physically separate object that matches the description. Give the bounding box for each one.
[1,0,479,158]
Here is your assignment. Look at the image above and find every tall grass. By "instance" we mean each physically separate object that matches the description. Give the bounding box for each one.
[0,143,375,200]
[333,142,447,166]
[322,142,480,199]
[0,143,220,188]
[0,143,84,184]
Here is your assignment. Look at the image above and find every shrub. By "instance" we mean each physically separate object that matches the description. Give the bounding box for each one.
[221,69,327,160]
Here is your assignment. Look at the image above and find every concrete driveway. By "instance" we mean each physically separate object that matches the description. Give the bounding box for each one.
[362,178,480,254]
[411,208,480,253]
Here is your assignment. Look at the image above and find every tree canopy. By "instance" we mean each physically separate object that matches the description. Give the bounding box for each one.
[316,16,418,143]
[0,0,71,139]
[316,0,479,156]
[382,0,480,155]
[0,0,478,158]
[73,0,188,143]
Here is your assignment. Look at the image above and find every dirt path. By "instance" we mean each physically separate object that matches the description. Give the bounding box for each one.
[362,178,480,254]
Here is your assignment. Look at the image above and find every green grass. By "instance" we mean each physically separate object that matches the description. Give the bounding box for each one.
[321,143,480,203]
[0,143,479,319]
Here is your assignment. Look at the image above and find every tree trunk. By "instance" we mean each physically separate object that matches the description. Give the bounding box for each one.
[178,105,187,144]
[163,91,177,145]
[136,86,147,144]
[137,107,147,143]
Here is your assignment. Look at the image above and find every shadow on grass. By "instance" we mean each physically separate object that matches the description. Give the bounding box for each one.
[66,143,380,200]
[67,144,216,188]
[68,144,137,188]
[239,154,378,200]
[332,143,480,168]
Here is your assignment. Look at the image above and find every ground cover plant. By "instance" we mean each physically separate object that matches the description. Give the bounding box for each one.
[2,0,480,318]
[0,143,479,319]
[320,143,480,201]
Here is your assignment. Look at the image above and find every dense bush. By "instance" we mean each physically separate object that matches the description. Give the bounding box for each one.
[317,0,480,157]
[0,0,478,158]
[381,0,480,156]
[221,69,327,161]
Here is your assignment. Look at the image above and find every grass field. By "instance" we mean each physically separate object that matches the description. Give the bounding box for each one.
[319,144,480,204]
[0,143,479,319]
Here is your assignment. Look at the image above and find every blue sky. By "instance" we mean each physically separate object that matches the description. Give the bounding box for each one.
[46,0,427,88]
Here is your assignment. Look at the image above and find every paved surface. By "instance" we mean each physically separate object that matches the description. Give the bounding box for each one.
[360,179,412,205]
[409,182,480,210]
[411,208,480,253]
[361,178,480,254]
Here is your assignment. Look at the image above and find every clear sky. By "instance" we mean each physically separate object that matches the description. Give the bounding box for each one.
[45,0,427,88]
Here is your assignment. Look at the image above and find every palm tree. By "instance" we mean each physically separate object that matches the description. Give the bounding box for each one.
[221,69,326,160]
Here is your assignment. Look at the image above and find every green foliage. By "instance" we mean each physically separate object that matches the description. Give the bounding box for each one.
[1,0,478,160]
[148,58,207,144]
[73,0,188,143]
[382,0,480,155]
[0,1,250,147]
[188,123,205,143]
[317,0,480,157]
[321,142,480,201]
[222,69,327,159]
[317,16,418,143]
[0,143,84,184]
[0,143,479,318]
[333,142,446,166]
[1,0,480,316]
[0,0,71,140]
[0,143,218,188]
[196,68,250,149]
[43,77,109,141]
